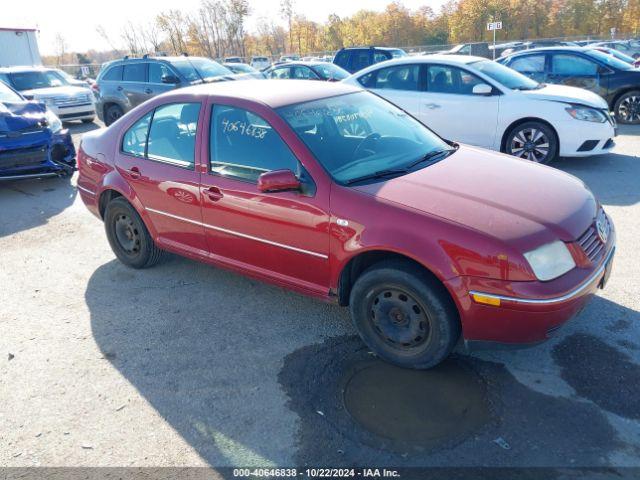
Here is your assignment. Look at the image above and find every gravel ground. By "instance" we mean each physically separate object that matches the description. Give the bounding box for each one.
[1,121,639,471]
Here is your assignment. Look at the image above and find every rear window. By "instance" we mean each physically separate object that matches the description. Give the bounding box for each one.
[123,64,146,82]
[102,65,123,81]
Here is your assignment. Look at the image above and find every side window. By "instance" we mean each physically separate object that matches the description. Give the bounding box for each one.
[102,65,123,81]
[371,65,420,91]
[268,67,291,79]
[293,67,319,80]
[427,65,483,94]
[510,55,546,73]
[148,63,172,83]
[334,51,349,67]
[123,63,146,82]
[210,105,300,183]
[551,54,598,75]
[122,112,152,157]
[145,103,201,168]
[350,51,371,72]
[373,51,391,63]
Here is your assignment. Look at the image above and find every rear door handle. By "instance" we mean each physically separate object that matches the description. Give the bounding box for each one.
[203,186,223,201]
[116,86,123,91]
[144,88,153,94]
[424,103,441,110]
[126,166,141,179]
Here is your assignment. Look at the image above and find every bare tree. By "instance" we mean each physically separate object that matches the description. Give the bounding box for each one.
[121,21,143,55]
[54,33,67,65]
[280,0,294,53]
[96,25,122,54]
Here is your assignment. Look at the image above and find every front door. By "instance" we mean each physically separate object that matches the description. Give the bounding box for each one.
[115,101,207,255]
[417,64,500,148]
[199,102,331,294]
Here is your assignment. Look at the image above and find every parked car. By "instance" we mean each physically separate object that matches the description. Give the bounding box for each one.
[344,55,616,163]
[224,56,244,64]
[264,61,349,81]
[591,47,640,67]
[222,63,265,79]
[94,55,235,126]
[500,40,579,57]
[591,41,640,59]
[333,46,407,73]
[279,55,300,63]
[499,47,640,124]
[250,56,272,70]
[0,80,75,181]
[438,43,490,58]
[0,66,96,124]
[77,80,615,369]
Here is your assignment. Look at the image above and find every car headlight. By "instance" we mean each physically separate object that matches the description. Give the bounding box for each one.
[565,105,607,123]
[45,108,63,133]
[523,241,576,281]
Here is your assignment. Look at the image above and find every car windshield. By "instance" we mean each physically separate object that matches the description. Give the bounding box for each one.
[313,63,349,81]
[594,48,636,64]
[471,59,541,90]
[9,70,69,91]
[585,49,634,70]
[278,92,453,185]
[170,58,232,82]
[0,81,23,102]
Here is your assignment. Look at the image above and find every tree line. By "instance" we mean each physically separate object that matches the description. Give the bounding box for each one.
[47,0,640,65]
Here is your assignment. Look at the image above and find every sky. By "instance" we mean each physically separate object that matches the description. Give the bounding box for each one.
[3,0,446,56]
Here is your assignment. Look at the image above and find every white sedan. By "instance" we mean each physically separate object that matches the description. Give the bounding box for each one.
[343,55,616,163]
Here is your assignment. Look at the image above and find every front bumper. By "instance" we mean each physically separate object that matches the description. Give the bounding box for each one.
[556,117,617,157]
[446,239,615,345]
[49,103,96,122]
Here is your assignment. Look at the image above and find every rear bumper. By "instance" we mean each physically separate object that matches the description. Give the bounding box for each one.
[446,243,615,345]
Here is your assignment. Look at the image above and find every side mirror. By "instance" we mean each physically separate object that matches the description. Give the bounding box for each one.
[472,83,493,95]
[161,74,180,84]
[257,169,301,193]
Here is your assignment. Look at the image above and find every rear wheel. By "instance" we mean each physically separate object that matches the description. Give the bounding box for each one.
[614,91,640,124]
[504,121,558,164]
[104,197,164,269]
[104,104,124,126]
[349,260,460,370]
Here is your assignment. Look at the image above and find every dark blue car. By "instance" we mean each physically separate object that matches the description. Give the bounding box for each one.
[1,80,76,181]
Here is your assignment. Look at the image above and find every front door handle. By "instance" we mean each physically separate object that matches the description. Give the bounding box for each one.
[203,186,223,201]
[424,103,441,110]
[117,86,123,91]
[126,166,141,179]
[144,88,153,94]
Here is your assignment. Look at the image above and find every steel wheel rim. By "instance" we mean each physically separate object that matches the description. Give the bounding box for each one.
[510,127,550,162]
[369,288,431,350]
[114,214,141,254]
[618,95,640,123]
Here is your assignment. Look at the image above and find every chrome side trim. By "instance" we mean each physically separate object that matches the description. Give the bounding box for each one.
[146,207,329,260]
[470,246,615,305]
[77,185,96,196]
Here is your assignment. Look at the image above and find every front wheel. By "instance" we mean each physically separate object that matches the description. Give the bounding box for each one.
[104,197,164,269]
[504,121,558,164]
[614,91,640,124]
[104,104,124,126]
[349,260,460,370]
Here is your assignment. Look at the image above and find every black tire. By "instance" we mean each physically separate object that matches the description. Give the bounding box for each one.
[104,197,164,269]
[504,121,558,164]
[104,104,124,126]
[614,90,640,125]
[349,260,460,370]
[82,118,95,124]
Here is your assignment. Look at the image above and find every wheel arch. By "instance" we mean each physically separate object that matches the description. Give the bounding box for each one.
[336,249,457,311]
[500,117,560,153]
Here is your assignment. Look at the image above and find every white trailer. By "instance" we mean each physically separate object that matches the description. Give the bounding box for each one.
[0,27,42,66]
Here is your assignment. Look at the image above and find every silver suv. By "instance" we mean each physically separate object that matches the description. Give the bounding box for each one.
[94,55,234,125]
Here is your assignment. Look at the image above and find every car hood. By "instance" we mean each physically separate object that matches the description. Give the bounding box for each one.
[353,145,596,247]
[22,85,91,99]
[0,101,47,133]
[520,83,608,109]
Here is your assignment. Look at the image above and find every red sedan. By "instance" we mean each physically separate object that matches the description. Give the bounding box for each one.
[77,80,615,369]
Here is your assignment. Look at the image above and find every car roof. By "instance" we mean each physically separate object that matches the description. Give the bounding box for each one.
[502,46,592,57]
[339,46,404,51]
[270,61,331,67]
[0,65,57,73]
[354,54,485,70]
[181,79,360,109]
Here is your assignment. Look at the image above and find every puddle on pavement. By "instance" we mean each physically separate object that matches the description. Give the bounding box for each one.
[342,359,490,451]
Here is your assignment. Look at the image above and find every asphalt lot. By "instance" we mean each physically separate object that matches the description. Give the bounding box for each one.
[1,120,639,472]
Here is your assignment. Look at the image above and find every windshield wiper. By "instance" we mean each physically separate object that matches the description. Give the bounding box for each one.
[404,148,456,170]
[345,168,408,185]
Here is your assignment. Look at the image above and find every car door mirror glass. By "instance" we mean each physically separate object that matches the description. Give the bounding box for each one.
[472,83,493,95]
[257,169,301,193]
[161,74,180,84]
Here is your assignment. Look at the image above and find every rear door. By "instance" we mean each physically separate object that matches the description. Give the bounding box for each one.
[419,64,500,148]
[121,63,148,109]
[349,50,373,73]
[363,63,425,119]
[115,100,207,255]
[506,53,547,83]
[547,52,609,97]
